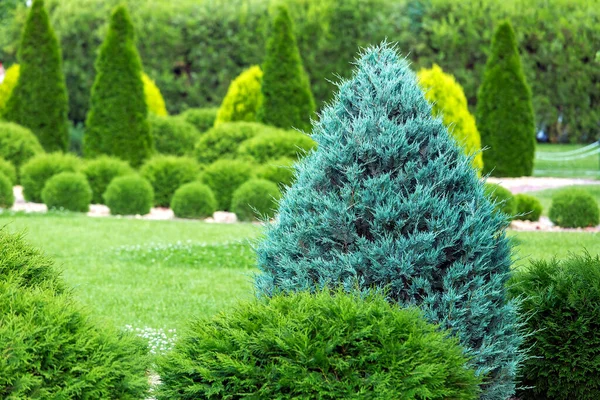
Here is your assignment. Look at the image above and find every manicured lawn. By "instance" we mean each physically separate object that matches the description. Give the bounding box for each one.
[527,184,600,215]
[534,143,600,179]
[1,212,598,332]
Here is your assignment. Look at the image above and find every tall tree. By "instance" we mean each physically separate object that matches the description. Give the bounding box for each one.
[84,5,152,167]
[257,5,315,132]
[477,21,535,177]
[255,43,523,400]
[2,0,69,152]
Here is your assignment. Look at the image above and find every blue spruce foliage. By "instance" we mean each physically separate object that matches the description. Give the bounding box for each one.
[255,43,523,400]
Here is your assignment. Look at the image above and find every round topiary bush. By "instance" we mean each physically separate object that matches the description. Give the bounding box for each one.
[514,193,543,222]
[21,153,82,203]
[549,189,600,228]
[193,122,269,165]
[103,175,154,216]
[0,121,44,176]
[156,290,480,400]
[140,155,200,207]
[41,172,92,212]
[179,108,218,133]
[483,183,517,218]
[0,173,15,209]
[0,158,17,185]
[170,182,216,219]
[201,159,254,211]
[509,253,600,400]
[237,129,316,163]
[231,179,281,221]
[257,157,295,187]
[82,156,134,204]
[149,114,201,157]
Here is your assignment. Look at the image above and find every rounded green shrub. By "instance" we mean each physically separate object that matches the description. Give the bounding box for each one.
[514,193,543,221]
[179,108,218,133]
[82,156,134,204]
[549,189,600,228]
[215,65,263,125]
[21,153,81,203]
[149,114,200,157]
[237,129,316,163]
[193,122,269,164]
[0,158,17,185]
[0,173,15,209]
[201,159,253,211]
[231,179,281,221]
[257,157,295,187]
[0,121,44,176]
[156,290,480,400]
[483,183,517,218]
[103,175,154,216]
[509,253,600,400]
[170,182,216,219]
[41,172,92,212]
[140,155,200,207]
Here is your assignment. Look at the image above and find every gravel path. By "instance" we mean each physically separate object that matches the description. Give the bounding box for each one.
[487,176,599,193]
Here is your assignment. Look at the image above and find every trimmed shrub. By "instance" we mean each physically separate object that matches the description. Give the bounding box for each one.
[84,5,152,167]
[21,153,81,203]
[257,5,315,132]
[257,157,295,187]
[514,193,543,221]
[201,159,253,211]
[2,0,69,152]
[0,158,17,185]
[215,65,263,125]
[0,119,44,179]
[140,155,200,207]
[170,182,216,219]
[82,156,134,204]
[142,72,168,116]
[477,21,536,177]
[237,129,316,163]
[509,253,600,400]
[41,172,92,212]
[231,179,281,221]
[255,43,523,399]
[194,122,267,165]
[0,173,14,209]
[418,64,483,172]
[103,175,153,216]
[179,108,218,133]
[483,183,517,218]
[549,189,599,228]
[149,114,200,157]
[0,64,19,113]
[156,290,480,400]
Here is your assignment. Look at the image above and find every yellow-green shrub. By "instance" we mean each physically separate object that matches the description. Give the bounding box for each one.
[417,65,483,172]
[215,65,262,126]
[0,64,19,113]
[142,73,168,116]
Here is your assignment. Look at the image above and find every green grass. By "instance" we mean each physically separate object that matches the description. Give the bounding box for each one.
[534,143,600,179]
[526,184,600,215]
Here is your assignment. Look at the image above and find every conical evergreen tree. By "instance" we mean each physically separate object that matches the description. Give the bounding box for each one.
[257,5,315,132]
[477,21,535,177]
[2,0,69,152]
[255,43,523,400]
[215,65,263,126]
[84,5,152,167]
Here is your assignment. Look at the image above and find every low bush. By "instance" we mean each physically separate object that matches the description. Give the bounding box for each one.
[256,157,295,187]
[483,183,516,218]
[149,114,200,156]
[514,193,543,221]
[179,108,218,133]
[21,153,81,203]
[237,129,316,163]
[549,189,600,228]
[201,159,253,211]
[0,173,15,209]
[41,172,92,212]
[171,182,216,219]
[193,122,268,165]
[82,156,134,204]
[0,158,17,185]
[231,179,281,221]
[140,155,200,207]
[0,121,44,176]
[156,290,480,400]
[104,175,154,216]
[509,253,600,400]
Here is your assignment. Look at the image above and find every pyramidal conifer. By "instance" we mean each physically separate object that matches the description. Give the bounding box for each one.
[3,0,69,152]
[255,43,523,400]
[84,5,152,167]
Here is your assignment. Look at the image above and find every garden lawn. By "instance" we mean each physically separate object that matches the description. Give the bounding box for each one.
[0,212,598,331]
[534,143,600,179]
[527,184,600,216]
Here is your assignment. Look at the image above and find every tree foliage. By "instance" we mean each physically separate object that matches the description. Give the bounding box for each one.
[215,65,263,125]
